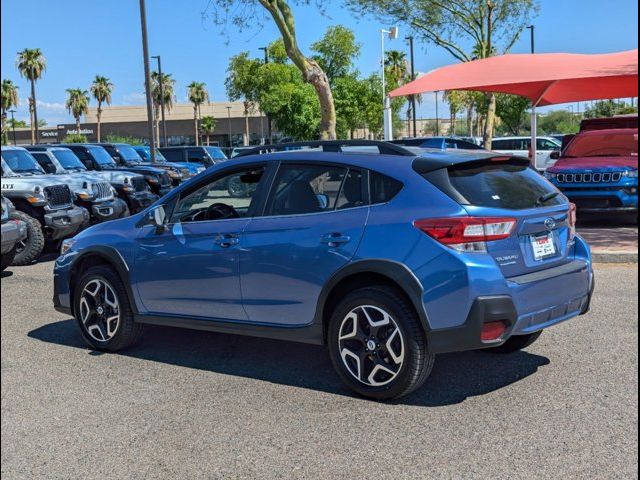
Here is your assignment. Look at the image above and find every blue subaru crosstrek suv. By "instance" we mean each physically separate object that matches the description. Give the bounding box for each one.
[53,141,594,400]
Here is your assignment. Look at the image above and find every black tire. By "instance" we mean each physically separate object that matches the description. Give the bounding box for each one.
[73,266,143,352]
[486,331,542,354]
[9,211,45,266]
[327,286,435,401]
[1,247,17,271]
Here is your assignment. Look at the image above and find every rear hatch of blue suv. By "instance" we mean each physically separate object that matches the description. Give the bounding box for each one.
[402,153,593,352]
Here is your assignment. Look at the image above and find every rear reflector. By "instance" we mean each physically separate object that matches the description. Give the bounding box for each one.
[568,203,577,240]
[414,217,516,252]
[481,321,508,342]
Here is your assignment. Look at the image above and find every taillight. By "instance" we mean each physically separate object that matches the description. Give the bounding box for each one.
[481,321,508,342]
[568,203,577,240]
[414,217,516,252]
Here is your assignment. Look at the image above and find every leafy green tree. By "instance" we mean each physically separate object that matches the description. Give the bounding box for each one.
[90,75,114,142]
[311,26,361,85]
[150,71,175,143]
[333,74,366,138]
[16,48,46,143]
[267,39,289,64]
[104,134,145,146]
[345,0,539,147]
[537,110,579,135]
[65,88,90,135]
[7,119,27,128]
[200,115,217,146]
[583,100,638,119]
[204,1,336,139]
[62,133,88,143]
[443,90,467,135]
[495,94,530,135]
[187,82,209,145]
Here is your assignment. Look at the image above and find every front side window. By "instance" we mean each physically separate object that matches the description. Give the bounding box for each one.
[31,153,57,173]
[266,164,348,216]
[205,147,228,159]
[187,148,207,162]
[538,138,560,150]
[161,149,183,162]
[170,166,265,223]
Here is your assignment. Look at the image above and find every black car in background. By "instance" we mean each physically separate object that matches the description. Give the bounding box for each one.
[95,143,174,195]
[58,144,158,213]
[159,146,227,169]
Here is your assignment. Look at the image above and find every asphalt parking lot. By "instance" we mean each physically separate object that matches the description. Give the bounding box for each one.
[1,261,638,479]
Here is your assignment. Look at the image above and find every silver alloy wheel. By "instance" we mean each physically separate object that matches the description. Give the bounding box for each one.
[338,305,405,387]
[79,279,120,342]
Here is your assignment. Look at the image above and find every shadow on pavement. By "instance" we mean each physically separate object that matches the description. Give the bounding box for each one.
[1,270,14,278]
[29,319,550,407]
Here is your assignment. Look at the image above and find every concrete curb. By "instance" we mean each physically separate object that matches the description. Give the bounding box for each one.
[591,251,638,263]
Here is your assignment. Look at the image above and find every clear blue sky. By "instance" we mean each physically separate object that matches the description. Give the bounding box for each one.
[1,0,637,125]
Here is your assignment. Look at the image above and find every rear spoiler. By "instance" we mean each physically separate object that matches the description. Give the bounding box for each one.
[412,154,530,174]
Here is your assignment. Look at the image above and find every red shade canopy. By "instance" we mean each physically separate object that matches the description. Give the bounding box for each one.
[389,49,638,106]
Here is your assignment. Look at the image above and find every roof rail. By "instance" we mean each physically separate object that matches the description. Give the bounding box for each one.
[233,140,416,158]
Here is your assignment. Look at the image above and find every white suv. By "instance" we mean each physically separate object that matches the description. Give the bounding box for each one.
[491,136,561,171]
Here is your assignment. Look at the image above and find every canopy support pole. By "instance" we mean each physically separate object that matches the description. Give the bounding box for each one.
[530,81,558,170]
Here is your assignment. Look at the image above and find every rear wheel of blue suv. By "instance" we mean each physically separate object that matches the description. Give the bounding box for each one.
[54,141,594,400]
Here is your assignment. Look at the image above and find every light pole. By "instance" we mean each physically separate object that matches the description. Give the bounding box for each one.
[8,109,17,145]
[138,0,156,162]
[405,35,417,137]
[226,106,232,148]
[381,26,399,140]
[151,55,168,147]
[526,25,538,166]
[259,46,271,144]
[435,92,439,135]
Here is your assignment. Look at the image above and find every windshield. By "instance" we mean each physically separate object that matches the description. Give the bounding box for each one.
[88,146,118,166]
[137,147,167,162]
[564,131,638,158]
[1,149,45,174]
[117,145,144,162]
[205,147,228,159]
[52,149,86,170]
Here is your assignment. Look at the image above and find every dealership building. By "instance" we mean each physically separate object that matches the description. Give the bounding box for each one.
[8,101,274,147]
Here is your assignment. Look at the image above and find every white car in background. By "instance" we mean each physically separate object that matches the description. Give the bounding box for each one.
[491,136,562,171]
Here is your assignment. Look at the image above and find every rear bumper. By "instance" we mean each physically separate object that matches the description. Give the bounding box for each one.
[424,237,594,354]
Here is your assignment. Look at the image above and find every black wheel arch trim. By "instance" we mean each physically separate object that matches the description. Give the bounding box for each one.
[69,246,139,315]
[313,259,431,336]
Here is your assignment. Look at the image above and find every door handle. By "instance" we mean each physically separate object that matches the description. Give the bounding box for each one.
[321,233,351,247]
[215,233,240,248]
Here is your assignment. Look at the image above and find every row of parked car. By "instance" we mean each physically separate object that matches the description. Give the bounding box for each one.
[393,116,638,221]
[1,143,228,269]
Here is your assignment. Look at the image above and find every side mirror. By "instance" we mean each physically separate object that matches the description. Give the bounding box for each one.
[550,150,561,160]
[148,205,167,233]
[44,163,57,174]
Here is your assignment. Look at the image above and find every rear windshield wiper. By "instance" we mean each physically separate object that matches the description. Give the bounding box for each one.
[536,191,560,206]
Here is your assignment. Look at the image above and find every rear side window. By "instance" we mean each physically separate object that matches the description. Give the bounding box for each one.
[267,164,347,216]
[161,149,183,162]
[370,172,403,204]
[430,162,564,210]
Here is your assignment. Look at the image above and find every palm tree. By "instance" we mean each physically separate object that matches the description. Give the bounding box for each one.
[200,116,217,146]
[1,80,19,143]
[150,71,175,145]
[187,82,209,146]
[384,50,408,89]
[16,48,46,144]
[90,76,113,142]
[65,88,90,136]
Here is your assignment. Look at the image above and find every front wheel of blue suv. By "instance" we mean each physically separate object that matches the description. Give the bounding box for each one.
[74,266,144,352]
[327,286,435,400]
